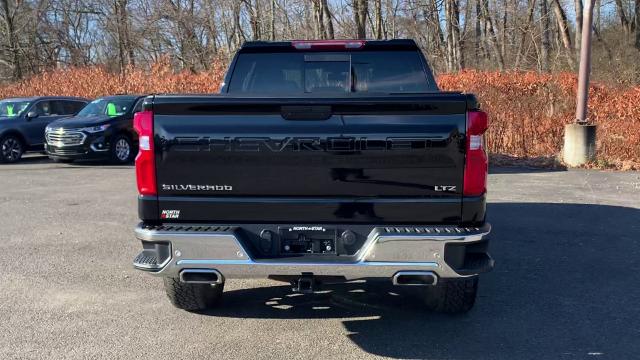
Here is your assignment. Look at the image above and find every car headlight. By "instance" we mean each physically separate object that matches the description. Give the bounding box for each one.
[81,124,110,133]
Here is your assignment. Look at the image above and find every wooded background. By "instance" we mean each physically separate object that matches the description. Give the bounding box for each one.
[0,0,639,83]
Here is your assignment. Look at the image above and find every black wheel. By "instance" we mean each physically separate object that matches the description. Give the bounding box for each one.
[423,277,479,314]
[163,277,224,311]
[51,157,74,163]
[0,135,24,163]
[110,134,133,164]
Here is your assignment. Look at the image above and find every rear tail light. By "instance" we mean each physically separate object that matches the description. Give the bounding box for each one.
[463,110,489,196]
[133,110,156,196]
[292,40,365,50]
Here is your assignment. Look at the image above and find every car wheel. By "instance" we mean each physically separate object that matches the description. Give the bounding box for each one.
[0,135,24,163]
[110,134,133,164]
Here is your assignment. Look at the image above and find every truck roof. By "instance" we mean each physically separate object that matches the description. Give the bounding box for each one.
[239,39,419,53]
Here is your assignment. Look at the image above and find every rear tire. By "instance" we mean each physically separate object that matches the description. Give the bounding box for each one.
[0,135,24,163]
[163,276,224,311]
[423,277,479,314]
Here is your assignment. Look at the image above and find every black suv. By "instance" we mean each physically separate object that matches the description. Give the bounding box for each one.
[45,95,146,164]
[0,96,88,163]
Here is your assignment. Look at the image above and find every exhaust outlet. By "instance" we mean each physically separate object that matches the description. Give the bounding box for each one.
[180,269,224,284]
[392,271,438,286]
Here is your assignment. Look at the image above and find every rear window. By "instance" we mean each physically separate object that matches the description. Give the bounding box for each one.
[228,51,435,95]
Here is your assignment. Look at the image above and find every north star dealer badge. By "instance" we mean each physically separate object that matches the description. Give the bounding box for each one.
[161,210,180,219]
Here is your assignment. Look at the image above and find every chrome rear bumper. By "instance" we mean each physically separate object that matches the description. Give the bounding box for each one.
[133,224,493,281]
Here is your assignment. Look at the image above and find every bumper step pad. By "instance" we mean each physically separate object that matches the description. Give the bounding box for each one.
[133,241,172,271]
[133,250,162,270]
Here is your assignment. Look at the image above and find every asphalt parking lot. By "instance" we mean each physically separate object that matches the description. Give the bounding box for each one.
[1,155,639,359]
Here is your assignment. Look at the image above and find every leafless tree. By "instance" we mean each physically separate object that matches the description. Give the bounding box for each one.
[636,0,640,50]
[444,0,463,72]
[614,0,631,34]
[478,0,504,70]
[0,0,26,79]
[550,0,574,68]
[353,0,367,39]
[539,0,550,71]
[0,0,637,82]
[373,0,382,39]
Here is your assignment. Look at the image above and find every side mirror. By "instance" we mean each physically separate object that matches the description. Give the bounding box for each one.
[26,111,38,120]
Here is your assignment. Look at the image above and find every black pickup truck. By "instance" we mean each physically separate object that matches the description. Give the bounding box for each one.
[132,39,493,314]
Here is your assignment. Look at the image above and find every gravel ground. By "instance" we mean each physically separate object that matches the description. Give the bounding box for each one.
[1,155,639,359]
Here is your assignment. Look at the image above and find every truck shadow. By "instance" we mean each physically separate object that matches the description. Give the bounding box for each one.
[203,202,640,359]
[488,165,565,174]
[488,154,567,173]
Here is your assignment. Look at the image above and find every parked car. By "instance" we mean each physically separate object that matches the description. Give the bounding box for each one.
[45,95,146,164]
[132,39,493,314]
[0,96,88,163]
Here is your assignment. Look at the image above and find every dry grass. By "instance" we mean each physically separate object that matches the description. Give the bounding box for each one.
[439,71,640,170]
[1,63,638,170]
[0,60,227,99]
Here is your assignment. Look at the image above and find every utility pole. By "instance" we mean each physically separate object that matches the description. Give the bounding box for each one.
[564,0,597,167]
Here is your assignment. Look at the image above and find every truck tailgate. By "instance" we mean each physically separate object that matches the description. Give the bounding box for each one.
[150,95,469,224]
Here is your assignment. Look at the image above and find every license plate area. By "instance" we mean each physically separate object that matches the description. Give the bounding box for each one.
[279,226,336,255]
